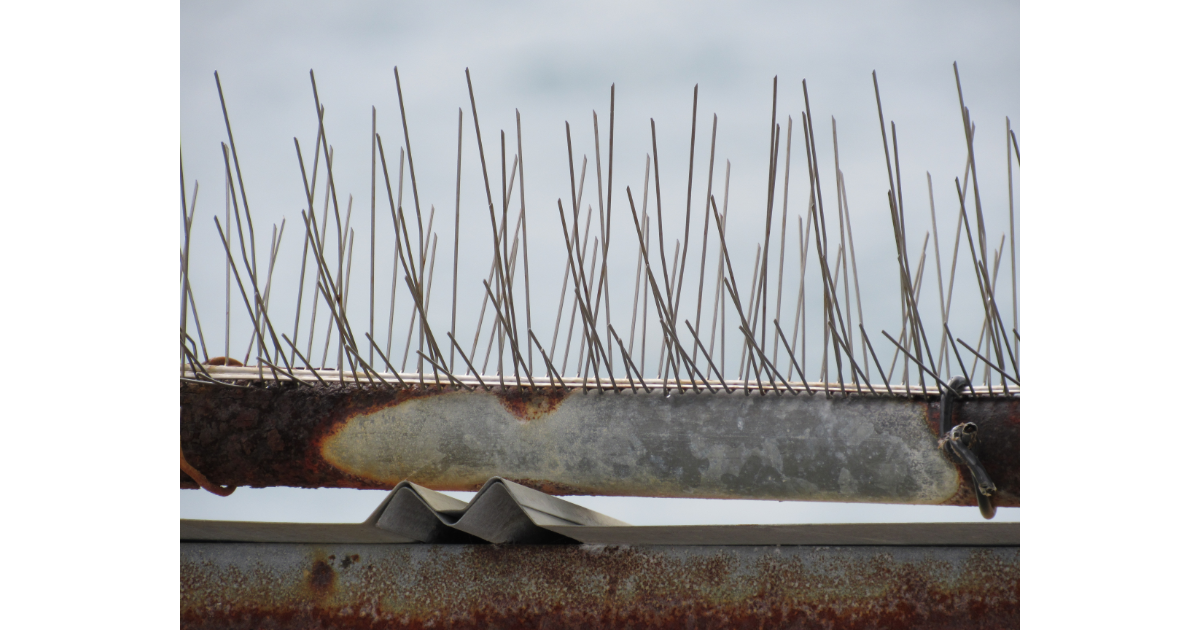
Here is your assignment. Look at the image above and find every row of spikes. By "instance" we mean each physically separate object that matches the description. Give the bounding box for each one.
[180,65,1020,397]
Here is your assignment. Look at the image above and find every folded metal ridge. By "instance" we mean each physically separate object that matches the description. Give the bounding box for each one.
[365,477,629,544]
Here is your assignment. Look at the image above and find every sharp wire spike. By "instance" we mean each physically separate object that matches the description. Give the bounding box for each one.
[830,120,855,383]
[881,329,948,393]
[451,108,463,373]
[576,237,601,377]
[656,240,681,379]
[706,191,745,389]
[737,245,763,380]
[558,198,592,372]
[953,177,1006,381]
[282,334,327,385]
[773,319,812,394]
[936,156,971,375]
[212,217,287,383]
[956,337,1019,387]
[639,155,653,376]
[551,153,590,364]
[385,146,405,363]
[927,171,949,376]
[605,86,617,361]
[446,333,485,389]
[720,271,763,396]
[686,319,729,393]
[609,324,649,392]
[224,161,232,361]
[791,194,814,380]
[833,131,867,382]
[771,117,793,367]
[625,187,683,394]
[693,114,719,361]
[480,232,522,376]
[593,111,614,362]
[740,323,794,395]
[370,108,377,367]
[756,121,781,371]
[953,64,1008,375]
[864,324,892,393]
[944,322,977,395]
[672,85,700,329]
[628,159,650,353]
[416,350,467,389]
[401,207,436,371]
[1006,116,1019,372]
[799,91,848,397]
[712,166,730,377]
[530,330,567,389]
[364,333,406,387]
[756,76,779,365]
[517,110,533,371]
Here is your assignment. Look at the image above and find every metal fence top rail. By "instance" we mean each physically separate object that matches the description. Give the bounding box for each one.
[183,364,1018,397]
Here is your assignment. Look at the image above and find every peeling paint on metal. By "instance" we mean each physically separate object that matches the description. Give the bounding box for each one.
[322,391,956,502]
[180,382,1018,506]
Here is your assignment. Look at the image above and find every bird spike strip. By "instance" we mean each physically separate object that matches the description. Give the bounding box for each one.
[180,65,1019,400]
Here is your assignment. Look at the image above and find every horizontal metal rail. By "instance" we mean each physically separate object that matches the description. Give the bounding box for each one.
[181,541,1020,629]
[180,379,1018,506]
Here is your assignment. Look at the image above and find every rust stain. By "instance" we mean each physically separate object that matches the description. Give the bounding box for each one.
[493,386,569,421]
[305,558,336,596]
[180,381,441,490]
[181,544,1019,629]
[203,357,243,366]
[925,397,1020,507]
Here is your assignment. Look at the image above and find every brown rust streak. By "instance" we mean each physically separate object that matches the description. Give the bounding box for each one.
[926,397,1020,508]
[493,386,569,421]
[181,544,1019,630]
[179,383,569,490]
[180,382,441,490]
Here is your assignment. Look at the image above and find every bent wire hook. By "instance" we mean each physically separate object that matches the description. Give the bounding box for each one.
[939,376,998,519]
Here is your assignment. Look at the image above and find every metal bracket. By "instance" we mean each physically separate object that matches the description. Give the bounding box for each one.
[939,376,997,519]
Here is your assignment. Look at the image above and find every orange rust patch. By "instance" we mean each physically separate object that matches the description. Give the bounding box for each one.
[925,397,1020,508]
[305,558,336,597]
[204,356,243,366]
[181,381,446,490]
[493,387,569,421]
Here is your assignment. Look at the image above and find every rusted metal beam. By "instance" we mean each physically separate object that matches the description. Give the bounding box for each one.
[180,377,1018,507]
[181,541,1019,629]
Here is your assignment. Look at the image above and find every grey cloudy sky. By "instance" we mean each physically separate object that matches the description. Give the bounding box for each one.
[180,0,1019,525]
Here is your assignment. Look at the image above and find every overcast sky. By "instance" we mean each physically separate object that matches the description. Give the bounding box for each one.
[180,0,1019,525]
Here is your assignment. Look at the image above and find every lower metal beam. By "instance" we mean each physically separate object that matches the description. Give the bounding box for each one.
[181,542,1019,629]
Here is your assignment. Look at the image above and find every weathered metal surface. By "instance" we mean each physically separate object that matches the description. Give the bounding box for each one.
[182,519,1020,546]
[181,542,1019,629]
[181,381,1018,506]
